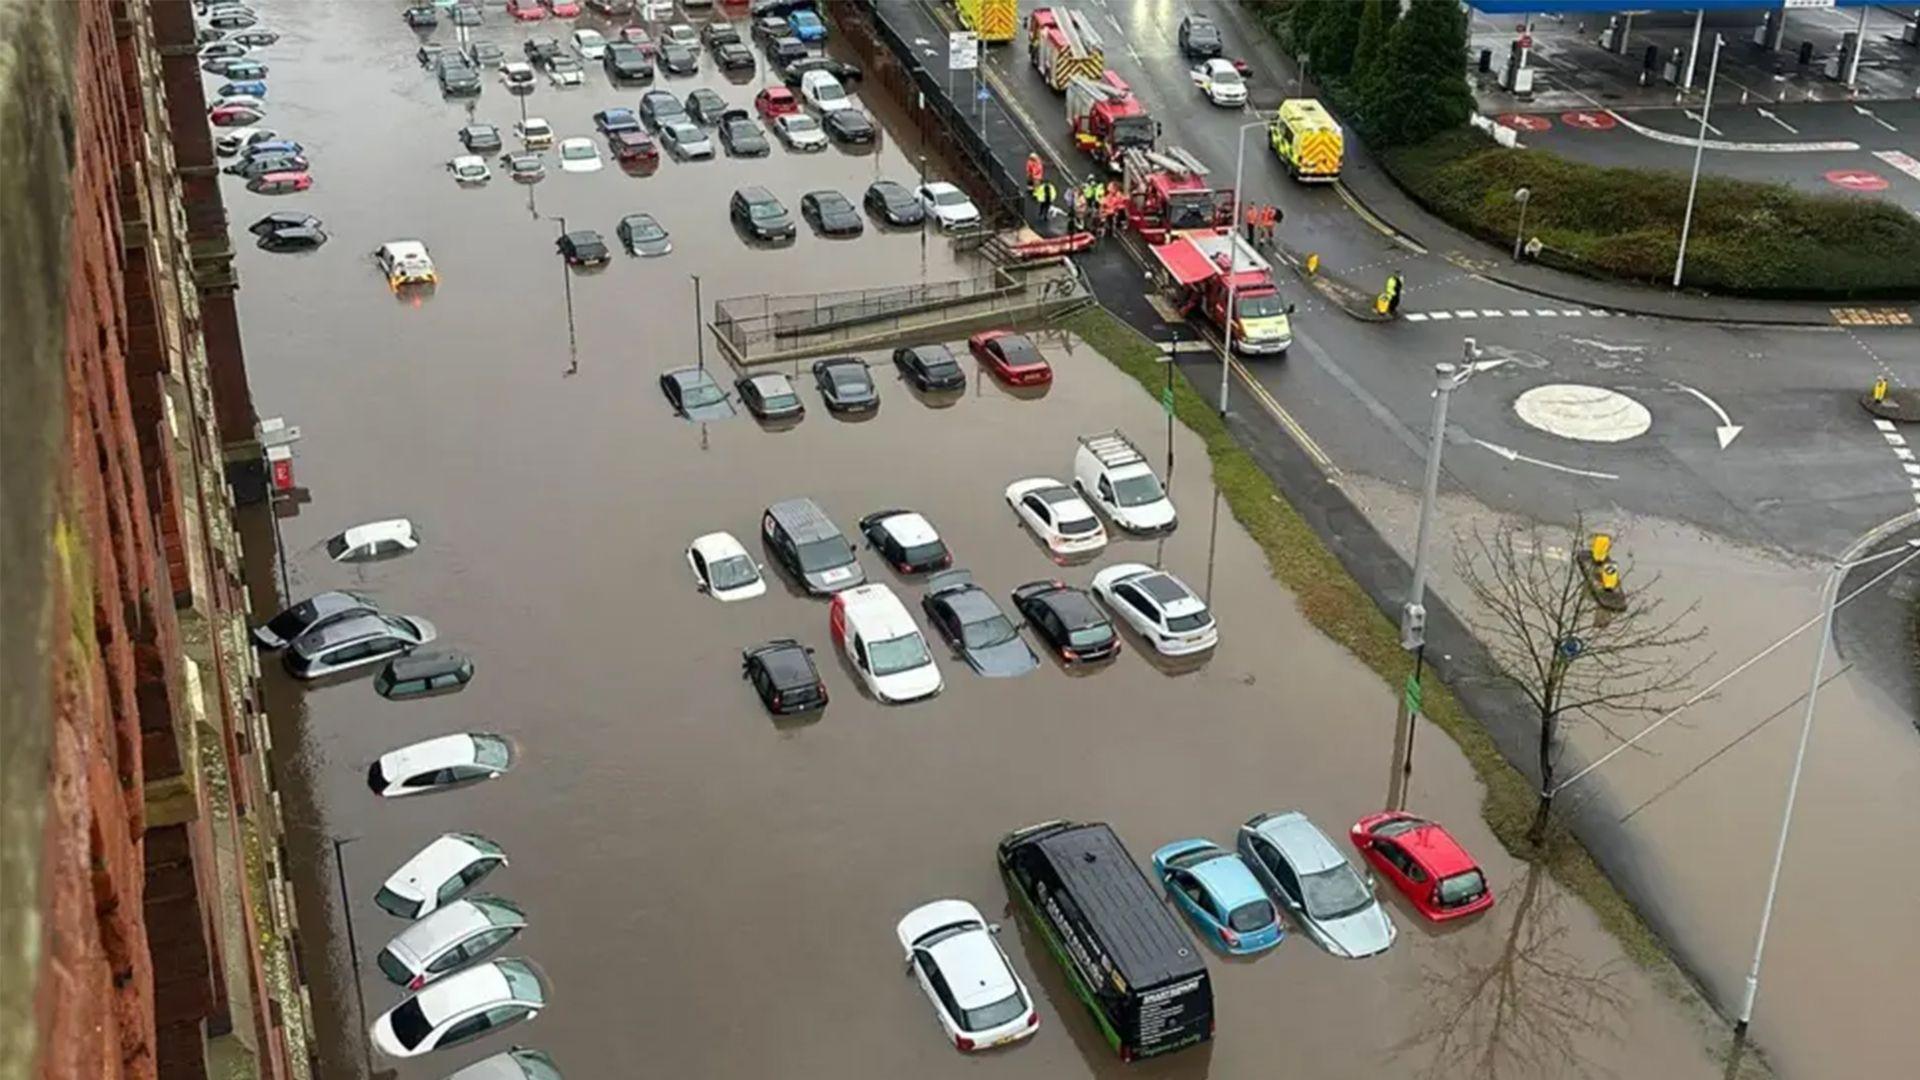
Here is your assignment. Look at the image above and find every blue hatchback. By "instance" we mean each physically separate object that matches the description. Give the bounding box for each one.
[219,80,268,99]
[1152,838,1283,955]
[788,10,827,43]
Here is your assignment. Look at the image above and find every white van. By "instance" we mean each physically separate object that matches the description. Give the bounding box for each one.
[828,584,942,704]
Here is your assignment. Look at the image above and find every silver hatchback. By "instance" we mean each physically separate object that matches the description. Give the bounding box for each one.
[1237,810,1396,958]
[284,612,436,679]
[376,895,528,990]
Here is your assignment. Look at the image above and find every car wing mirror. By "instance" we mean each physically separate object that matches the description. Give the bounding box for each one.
[987,922,1001,935]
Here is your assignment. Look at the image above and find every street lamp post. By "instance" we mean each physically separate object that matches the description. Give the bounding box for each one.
[1736,518,1920,1035]
[331,835,374,1079]
[692,273,705,373]
[1217,119,1270,416]
[556,215,578,374]
[1388,338,1494,812]
[1511,186,1532,261]
[1164,322,1178,493]
[1672,33,1723,289]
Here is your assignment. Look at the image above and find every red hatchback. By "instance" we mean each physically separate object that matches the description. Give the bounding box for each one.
[543,0,581,16]
[1350,812,1494,921]
[754,86,800,121]
[610,129,658,163]
[506,0,545,21]
[969,330,1053,387]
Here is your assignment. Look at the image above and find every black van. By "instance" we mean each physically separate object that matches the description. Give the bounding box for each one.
[997,820,1213,1062]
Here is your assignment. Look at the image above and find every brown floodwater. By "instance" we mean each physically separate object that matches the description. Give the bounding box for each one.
[231,4,1731,1078]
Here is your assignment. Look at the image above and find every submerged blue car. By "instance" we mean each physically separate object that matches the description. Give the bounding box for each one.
[1152,838,1283,955]
[788,10,827,43]
[219,80,268,99]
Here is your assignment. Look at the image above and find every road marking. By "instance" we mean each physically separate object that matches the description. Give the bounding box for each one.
[1404,312,1429,321]
[1887,432,1910,446]
[1683,109,1723,137]
[1897,447,1915,461]
[1905,463,1920,474]
[1670,381,1745,448]
[1428,311,1452,320]
[1755,107,1798,134]
[1229,357,1334,469]
[1873,150,1920,186]
[1586,100,1859,152]
[1472,437,1621,480]
[1332,182,1429,255]
[1854,104,1898,133]
[1509,309,1531,316]
[1874,418,1897,431]
[1514,383,1653,443]
[1536,309,1559,317]
[1481,309,1504,317]
[1455,310,1479,319]
[1561,309,1584,316]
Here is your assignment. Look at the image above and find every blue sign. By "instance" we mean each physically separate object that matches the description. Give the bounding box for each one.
[977,86,991,102]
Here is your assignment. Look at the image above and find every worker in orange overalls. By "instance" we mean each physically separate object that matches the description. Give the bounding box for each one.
[1101,187,1127,237]
[1025,153,1044,188]
[1244,204,1260,243]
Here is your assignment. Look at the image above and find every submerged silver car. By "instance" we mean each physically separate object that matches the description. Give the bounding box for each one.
[1237,810,1396,958]
[252,590,378,649]
[376,895,528,989]
[284,612,436,679]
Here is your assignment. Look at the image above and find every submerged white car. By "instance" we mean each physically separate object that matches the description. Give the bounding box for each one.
[374,832,508,920]
[373,243,437,288]
[686,531,767,602]
[446,154,492,184]
[896,899,1038,1052]
[1091,563,1218,656]
[557,137,603,172]
[325,517,420,560]
[917,181,981,231]
[367,733,514,798]
[829,584,942,704]
[1003,478,1107,558]
[369,958,546,1059]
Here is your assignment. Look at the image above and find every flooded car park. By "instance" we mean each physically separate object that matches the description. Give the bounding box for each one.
[230,3,1736,1078]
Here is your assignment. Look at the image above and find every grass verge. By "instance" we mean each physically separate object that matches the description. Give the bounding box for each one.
[1379,128,1920,299]
[1059,305,1667,967]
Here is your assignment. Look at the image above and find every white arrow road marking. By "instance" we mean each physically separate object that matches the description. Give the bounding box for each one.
[1671,381,1744,448]
[1854,105,1898,132]
[1684,109,1723,136]
[1755,107,1799,134]
[1471,437,1621,480]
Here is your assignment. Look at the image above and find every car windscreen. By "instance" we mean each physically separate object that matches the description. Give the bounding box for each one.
[1438,870,1488,907]
[1237,293,1285,319]
[1211,66,1243,86]
[932,189,969,207]
[867,632,930,676]
[1371,817,1427,839]
[1111,473,1165,507]
[1227,899,1275,933]
[812,82,845,101]
[681,381,724,407]
[562,143,594,159]
[795,536,853,573]
[1167,191,1213,228]
[961,613,1016,650]
[500,960,545,1004]
[472,736,512,770]
[1067,623,1113,649]
[386,998,436,1050]
[325,534,351,559]
[707,554,759,590]
[1112,115,1155,147]
[629,219,664,240]
[1166,610,1213,633]
[375,885,422,919]
[961,990,1028,1033]
[829,368,869,391]
[1301,865,1373,921]
[785,115,819,132]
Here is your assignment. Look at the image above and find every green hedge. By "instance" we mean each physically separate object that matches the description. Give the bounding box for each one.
[1381,128,1920,299]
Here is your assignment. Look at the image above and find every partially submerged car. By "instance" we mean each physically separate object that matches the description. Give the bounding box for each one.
[659,367,734,420]
[446,154,492,184]
[377,896,528,990]
[367,732,513,797]
[734,371,803,420]
[741,639,827,716]
[375,832,507,920]
[368,958,546,1058]
[616,212,671,256]
[286,613,437,680]
[253,590,377,649]
[896,899,1038,1052]
[376,650,476,700]
[921,570,1038,678]
[373,243,437,288]
[830,583,942,704]
[326,517,421,561]
[687,531,766,601]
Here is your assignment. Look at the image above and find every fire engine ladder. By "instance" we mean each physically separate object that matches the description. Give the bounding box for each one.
[1077,430,1147,470]
[1050,11,1105,88]
[1141,146,1210,180]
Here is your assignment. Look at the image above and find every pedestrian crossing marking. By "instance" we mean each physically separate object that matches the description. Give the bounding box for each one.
[1401,307,1620,323]
[1455,310,1479,319]
[1509,309,1531,316]
[1873,419,1897,431]
[1428,311,1452,320]
[1832,308,1914,327]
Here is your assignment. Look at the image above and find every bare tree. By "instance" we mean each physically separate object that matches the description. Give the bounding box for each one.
[1394,862,1630,1080]
[1456,520,1707,845]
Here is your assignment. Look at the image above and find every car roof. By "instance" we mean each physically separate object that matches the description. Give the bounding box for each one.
[690,530,749,562]
[295,612,398,651]
[874,511,937,547]
[1133,571,1205,616]
[765,497,839,541]
[744,372,792,393]
[943,586,1001,626]
[836,584,919,640]
[666,366,718,387]
[757,642,816,685]
[1184,850,1269,909]
[738,184,775,201]
[818,356,866,375]
[387,896,519,964]
[452,154,485,167]
[922,180,960,194]
[760,86,794,99]
[926,927,1017,1010]
[332,517,417,546]
[442,1049,560,1080]
[384,833,499,900]
[1397,819,1480,876]
[384,650,469,681]
[378,732,495,777]
[1251,812,1346,873]
[1039,587,1100,625]
[411,959,537,1024]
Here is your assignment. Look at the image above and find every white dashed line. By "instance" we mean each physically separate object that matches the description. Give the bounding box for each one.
[1905,463,1920,474]
[1874,419,1898,432]
[1561,309,1583,316]
[1888,432,1911,446]
[1455,310,1479,319]
[1481,309,1504,317]
[1536,309,1559,317]
[1896,447,1915,461]
[1428,311,1452,320]
[1509,309,1531,317]
[1404,312,1429,322]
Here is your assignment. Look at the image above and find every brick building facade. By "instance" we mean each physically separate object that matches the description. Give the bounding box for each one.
[2,2,311,1078]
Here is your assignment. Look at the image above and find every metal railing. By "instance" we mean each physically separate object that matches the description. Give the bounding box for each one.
[714,271,1019,352]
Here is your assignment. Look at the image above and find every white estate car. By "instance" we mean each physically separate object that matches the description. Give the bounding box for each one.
[896,899,1039,1052]
[514,116,554,149]
[1072,431,1177,534]
[376,895,528,990]
[373,243,437,288]
[447,154,492,184]
[369,958,546,1059]
[367,733,514,798]
[1004,478,1107,558]
[1090,564,1219,656]
[1191,58,1248,107]
[571,28,607,59]
[917,181,981,231]
[375,832,508,920]
[686,531,767,602]
[325,518,420,561]
[557,137,603,172]
[828,584,942,704]
[799,70,854,114]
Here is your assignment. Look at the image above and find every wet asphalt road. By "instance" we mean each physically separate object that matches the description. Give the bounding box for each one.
[228,3,1731,1078]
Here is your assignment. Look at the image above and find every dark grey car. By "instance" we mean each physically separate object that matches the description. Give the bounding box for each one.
[812,357,877,413]
[761,497,864,595]
[659,367,734,421]
[922,570,1039,677]
[253,590,379,649]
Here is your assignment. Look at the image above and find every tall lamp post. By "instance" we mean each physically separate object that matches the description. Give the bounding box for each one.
[1388,339,1506,811]
[1736,517,1920,1035]
[555,214,578,374]
[330,835,374,1079]
[691,273,705,373]
[1217,118,1273,416]
[1672,33,1723,289]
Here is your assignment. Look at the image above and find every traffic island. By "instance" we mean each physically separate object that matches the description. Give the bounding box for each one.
[1861,380,1920,424]
[1270,240,1396,323]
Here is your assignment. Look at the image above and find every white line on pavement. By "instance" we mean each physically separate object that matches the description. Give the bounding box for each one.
[1561,309,1583,316]
[1429,311,1452,320]
[1509,309,1531,316]
[1481,309,1504,317]
[1404,312,1429,321]
[1455,310,1479,319]
[1875,419,1898,431]
[1887,432,1910,446]
[1536,309,1559,317]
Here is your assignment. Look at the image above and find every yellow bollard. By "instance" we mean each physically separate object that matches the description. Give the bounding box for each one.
[1873,377,1889,403]
[1375,295,1390,315]
[1590,533,1612,563]
[1599,562,1621,592]
[1306,252,1320,275]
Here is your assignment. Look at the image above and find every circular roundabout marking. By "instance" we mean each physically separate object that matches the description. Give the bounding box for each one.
[1512,384,1652,443]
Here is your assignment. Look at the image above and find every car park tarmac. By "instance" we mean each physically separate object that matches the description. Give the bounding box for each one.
[234,3,1737,1077]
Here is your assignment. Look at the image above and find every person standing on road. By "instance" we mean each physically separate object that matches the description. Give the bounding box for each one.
[1025,152,1044,189]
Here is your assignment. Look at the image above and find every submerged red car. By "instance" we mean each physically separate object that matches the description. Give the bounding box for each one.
[610,128,657,163]
[1350,812,1494,922]
[753,86,800,121]
[543,0,581,17]
[506,0,545,21]
[969,330,1053,387]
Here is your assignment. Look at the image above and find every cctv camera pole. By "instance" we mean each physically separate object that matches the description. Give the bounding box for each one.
[1387,338,1480,811]
[1165,322,1178,494]
[557,215,578,375]
[692,273,705,373]
[331,835,374,1078]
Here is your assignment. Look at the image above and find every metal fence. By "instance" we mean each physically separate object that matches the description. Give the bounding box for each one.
[713,272,1019,354]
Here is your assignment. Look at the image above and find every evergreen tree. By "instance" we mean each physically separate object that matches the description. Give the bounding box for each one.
[1352,0,1396,95]
[1363,0,1475,146]
[1307,0,1365,82]
[1290,0,1328,56]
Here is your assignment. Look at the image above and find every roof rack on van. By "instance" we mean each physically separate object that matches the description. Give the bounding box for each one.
[1078,430,1146,470]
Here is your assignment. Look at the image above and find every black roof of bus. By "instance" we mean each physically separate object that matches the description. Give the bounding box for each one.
[1017,822,1207,990]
